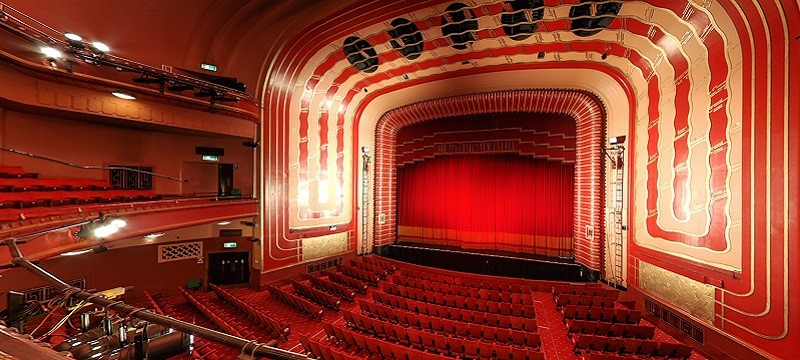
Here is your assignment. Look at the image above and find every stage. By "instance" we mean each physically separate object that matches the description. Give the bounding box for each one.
[375,242,597,282]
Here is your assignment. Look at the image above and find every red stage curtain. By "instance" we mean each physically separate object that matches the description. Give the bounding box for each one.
[397,154,574,257]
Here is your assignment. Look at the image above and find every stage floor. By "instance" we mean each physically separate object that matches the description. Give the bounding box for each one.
[379,242,596,282]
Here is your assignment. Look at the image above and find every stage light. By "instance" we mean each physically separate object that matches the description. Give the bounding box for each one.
[91,41,110,54]
[361,146,370,154]
[93,224,118,238]
[64,32,84,48]
[601,53,609,60]
[609,135,626,145]
[40,46,62,59]
[75,215,127,239]
[111,91,135,100]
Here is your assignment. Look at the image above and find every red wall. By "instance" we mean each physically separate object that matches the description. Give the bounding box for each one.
[0,237,254,309]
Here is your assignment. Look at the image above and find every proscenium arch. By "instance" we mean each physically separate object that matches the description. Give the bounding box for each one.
[371,89,606,271]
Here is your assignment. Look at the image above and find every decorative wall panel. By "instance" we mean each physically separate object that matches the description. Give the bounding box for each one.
[639,261,714,323]
[301,232,349,261]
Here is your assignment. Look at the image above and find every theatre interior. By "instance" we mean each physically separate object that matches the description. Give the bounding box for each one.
[0,0,796,359]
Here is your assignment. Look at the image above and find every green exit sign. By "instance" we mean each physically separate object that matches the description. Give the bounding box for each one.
[201,155,218,162]
[223,242,237,249]
[201,63,217,72]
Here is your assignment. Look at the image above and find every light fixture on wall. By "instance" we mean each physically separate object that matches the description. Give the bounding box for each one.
[216,221,232,226]
[74,214,127,239]
[111,91,135,100]
[609,135,626,145]
[143,233,166,242]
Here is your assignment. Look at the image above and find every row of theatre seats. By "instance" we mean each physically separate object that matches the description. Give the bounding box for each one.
[360,255,397,273]
[338,264,381,285]
[0,166,159,220]
[392,274,535,305]
[324,319,545,360]
[349,259,390,279]
[289,279,342,310]
[398,268,532,294]
[266,284,325,319]
[568,320,656,339]
[383,282,537,318]
[552,284,694,359]
[371,292,538,331]
[562,305,642,324]
[304,274,357,302]
[208,284,290,340]
[555,293,618,309]
[178,288,243,337]
[147,291,239,360]
[321,270,370,294]
[358,300,541,347]
[573,334,693,358]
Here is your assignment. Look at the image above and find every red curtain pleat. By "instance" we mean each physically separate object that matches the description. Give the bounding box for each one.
[397,154,574,257]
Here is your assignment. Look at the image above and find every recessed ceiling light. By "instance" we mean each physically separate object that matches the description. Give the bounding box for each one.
[217,221,232,226]
[111,91,135,100]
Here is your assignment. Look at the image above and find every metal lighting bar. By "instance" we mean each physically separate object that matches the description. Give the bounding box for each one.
[4,238,309,360]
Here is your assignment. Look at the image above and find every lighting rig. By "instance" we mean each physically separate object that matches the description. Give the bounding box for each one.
[0,4,253,114]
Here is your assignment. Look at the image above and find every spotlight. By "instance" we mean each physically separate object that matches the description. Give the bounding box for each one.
[40,46,62,60]
[361,146,370,154]
[609,135,626,145]
[64,32,84,49]
[601,53,609,60]
[537,51,545,59]
[111,91,135,100]
[91,42,110,54]
[217,221,232,226]
[74,215,128,239]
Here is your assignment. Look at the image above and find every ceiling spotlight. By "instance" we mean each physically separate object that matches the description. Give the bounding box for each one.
[91,42,110,54]
[111,91,135,100]
[537,51,545,59]
[40,46,62,59]
[601,53,609,60]
[64,32,84,48]
[110,219,127,228]
[217,221,232,226]
[64,33,82,41]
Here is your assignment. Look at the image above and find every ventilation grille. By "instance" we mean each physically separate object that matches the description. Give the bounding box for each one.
[644,298,704,344]
[23,278,85,304]
[307,256,344,274]
[159,241,202,263]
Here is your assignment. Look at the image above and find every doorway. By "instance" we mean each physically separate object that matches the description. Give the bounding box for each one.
[208,252,250,285]
[218,163,234,196]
